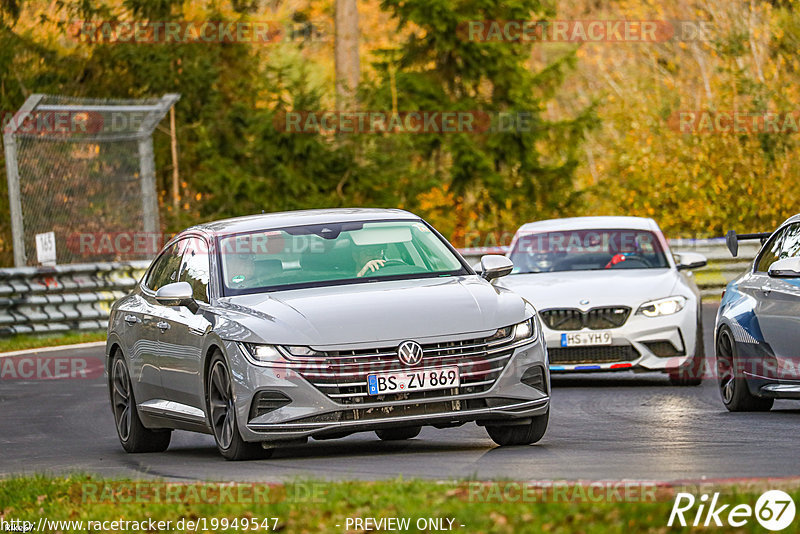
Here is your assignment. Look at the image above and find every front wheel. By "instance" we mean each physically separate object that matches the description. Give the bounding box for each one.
[486,410,549,446]
[207,353,272,460]
[110,352,171,453]
[716,327,773,412]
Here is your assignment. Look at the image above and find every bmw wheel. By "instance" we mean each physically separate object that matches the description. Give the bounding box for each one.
[110,351,171,453]
[207,352,271,460]
[486,409,549,446]
[716,327,773,412]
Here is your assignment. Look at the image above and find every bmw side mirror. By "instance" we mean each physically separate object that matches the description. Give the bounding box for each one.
[675,252,707,271]
[768,257,800,278]
[155,281,198,312]
[480,255,513,281]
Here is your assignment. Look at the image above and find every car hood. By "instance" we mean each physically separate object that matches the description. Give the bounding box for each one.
[215,276,528,347]
[497,269,679,311]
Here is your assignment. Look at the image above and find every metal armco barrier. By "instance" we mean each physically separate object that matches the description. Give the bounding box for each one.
[457,238,761,299]
[0,261,149,336]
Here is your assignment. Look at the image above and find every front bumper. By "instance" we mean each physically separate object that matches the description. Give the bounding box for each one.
[224,337,549,443]
[545,305,697,373]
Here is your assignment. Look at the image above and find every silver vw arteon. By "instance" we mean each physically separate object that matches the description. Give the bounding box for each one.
[106,209,549,460]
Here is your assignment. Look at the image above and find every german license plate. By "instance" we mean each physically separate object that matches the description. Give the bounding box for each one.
[367,366,460,395]
[561,331,612,347]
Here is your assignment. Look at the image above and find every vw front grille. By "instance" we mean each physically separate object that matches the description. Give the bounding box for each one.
[280,332,519,405]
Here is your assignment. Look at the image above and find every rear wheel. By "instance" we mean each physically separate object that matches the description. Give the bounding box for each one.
[110,352,171,453]
[375,426,421,441]
[716,327,773,412]
[486,410,549,446]
[207,353,272,460]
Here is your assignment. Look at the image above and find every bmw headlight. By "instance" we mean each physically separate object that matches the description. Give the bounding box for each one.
[513,317,538,342]
[637,296,687,317]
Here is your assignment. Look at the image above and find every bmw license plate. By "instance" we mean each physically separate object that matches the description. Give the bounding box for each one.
[367,366,460,395]
[561,331,612,347]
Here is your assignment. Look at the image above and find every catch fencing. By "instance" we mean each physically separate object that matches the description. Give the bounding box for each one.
[0,238,756,337]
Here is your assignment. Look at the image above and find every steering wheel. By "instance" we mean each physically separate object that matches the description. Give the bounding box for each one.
[606,254,652,269]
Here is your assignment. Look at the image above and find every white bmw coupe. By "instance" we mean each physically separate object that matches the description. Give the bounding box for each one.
[496,217,707,385]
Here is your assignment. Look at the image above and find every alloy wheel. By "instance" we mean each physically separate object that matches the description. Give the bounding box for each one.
[209,360,235,450]
[111,358,132,441]
[716,329,735,404]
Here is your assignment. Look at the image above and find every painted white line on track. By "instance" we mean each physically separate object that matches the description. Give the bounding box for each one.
[0,340,106,358]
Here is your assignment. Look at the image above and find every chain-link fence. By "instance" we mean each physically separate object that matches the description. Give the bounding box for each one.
[3,93,179,266]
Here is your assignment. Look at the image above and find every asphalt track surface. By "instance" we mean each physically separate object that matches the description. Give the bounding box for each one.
[2,303,799,483]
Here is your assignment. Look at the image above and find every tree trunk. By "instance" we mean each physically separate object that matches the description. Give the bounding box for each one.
[335,0,360,111]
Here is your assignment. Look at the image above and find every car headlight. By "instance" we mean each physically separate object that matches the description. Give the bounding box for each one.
[637,296,687,317]
[242,343,287,365]
[513,317,538,342]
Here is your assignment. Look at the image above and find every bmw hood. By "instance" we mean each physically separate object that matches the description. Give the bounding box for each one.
[497,269,679,311]
[216,276,528,347]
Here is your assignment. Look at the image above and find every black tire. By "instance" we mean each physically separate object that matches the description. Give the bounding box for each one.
[375,426,421,441]
[716,327,774,412]
[486,410,549,446]
[207,352,272,461]
[109,351,171,453]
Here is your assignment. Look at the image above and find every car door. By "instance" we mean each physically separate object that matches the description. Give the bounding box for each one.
[125,240,186,402]
[755,223,800,378]
[157,236,213,413]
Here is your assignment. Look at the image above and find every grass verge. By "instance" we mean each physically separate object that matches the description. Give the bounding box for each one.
[1,475,798,533]
[0,330,105,354]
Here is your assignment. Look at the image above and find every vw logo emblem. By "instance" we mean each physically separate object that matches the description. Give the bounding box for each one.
[580,299,590,305]
[397,340,423,366]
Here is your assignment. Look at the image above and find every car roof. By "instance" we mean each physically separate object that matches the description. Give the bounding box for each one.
[186,208,420,236]
[514,216,661,234]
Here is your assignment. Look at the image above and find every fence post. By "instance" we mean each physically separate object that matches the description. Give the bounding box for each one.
[4,94,44,267]
[138,137,159,235]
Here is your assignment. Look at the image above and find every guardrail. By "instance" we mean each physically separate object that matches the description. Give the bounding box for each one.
[0,261,148,336]
[457,238,760,299]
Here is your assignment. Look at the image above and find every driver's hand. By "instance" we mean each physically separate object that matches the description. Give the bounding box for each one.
[357,259,386,277]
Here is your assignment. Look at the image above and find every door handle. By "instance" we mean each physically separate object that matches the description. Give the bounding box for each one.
[156,321,170,331]
[761,285,772,296]
[123,315,140,325]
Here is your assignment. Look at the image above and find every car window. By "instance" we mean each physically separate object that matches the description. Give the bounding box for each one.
[508,229,670,274]
[178,237,211,303]
[779,224,800,260]
[217,220,467,295]
[755,227,787,272]
[145,240,185,291]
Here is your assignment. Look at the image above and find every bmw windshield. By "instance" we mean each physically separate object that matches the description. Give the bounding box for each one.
[509,229,670,274]
[218,219,468,295]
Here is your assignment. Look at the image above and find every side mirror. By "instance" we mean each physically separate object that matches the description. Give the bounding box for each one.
[480,255,513,281]
[155,281,198,311]
[768,257,800,278]
[675,252,707,271]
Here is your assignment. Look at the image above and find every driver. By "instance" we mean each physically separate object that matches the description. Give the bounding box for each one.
[353,244,386,277]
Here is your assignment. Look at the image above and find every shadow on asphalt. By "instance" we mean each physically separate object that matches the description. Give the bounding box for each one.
[550,372,676,388]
